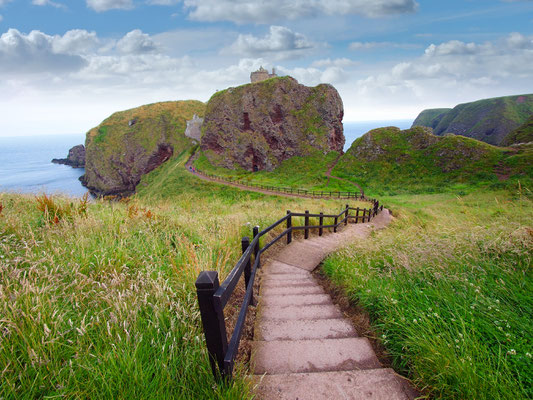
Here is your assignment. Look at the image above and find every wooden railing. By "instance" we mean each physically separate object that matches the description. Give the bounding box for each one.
[191,167,367,199]
[195,200,383,380]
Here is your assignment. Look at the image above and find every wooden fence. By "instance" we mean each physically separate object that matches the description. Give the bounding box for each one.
[195,200,383,380]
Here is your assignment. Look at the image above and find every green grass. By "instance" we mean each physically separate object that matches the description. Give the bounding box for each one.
[0,161,355,399]
[321,189,532,399]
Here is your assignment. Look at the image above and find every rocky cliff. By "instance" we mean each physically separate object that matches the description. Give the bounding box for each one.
[81,100,205,197]
[501,114,533,146]
[412,94,533,146]
[52,144,86,168]
[200,76,344,171]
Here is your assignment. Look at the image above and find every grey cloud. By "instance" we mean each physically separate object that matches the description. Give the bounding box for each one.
[0,29,87,74]
[86,0,133,12]
[184,0,418,24]
[227,25,316,60]
[115,29,158,54]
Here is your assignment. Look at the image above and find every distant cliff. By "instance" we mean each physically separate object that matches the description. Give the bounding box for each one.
[200,76,344,171]
[412,94,533,146]
[81,101,205,197]
[501,114,533,146]
[52,144,85,168]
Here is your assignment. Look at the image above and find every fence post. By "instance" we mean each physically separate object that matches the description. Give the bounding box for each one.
[355,207,360,223]
[319,212,323,236]
[345,204,349,225]
[242,237,252,305]
[287,210,292,244]
[253,226,260,264]
[195,271,228,379]
[304,210,310,239]
[334,216,338,233]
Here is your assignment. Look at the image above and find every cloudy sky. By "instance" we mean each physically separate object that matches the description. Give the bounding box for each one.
[1,0,532,136]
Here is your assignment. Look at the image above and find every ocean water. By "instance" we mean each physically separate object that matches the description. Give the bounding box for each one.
[343,120,413,151]
[0,120,412,197]
[0,134,88,197]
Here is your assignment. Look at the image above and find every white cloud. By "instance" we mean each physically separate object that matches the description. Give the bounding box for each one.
[227,25,316,60]
[184,0,418,24]
[86,0,133,12]
[0,0,12,6]
[115,29,158,54]
[349,41,419,50]
[32,0,65,8]
[311,58,359,68]
[0,29,87,74]
[146,0,181,4]
[52,29,99,54]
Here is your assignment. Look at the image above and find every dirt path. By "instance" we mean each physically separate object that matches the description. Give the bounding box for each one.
[252,211,419,399]
[325,154,365,196]
[185,156,364,200]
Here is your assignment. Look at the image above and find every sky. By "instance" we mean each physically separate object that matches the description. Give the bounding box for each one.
[0,0,532,136]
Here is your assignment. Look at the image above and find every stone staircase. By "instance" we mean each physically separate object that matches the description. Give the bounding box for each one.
[251,211,419,399]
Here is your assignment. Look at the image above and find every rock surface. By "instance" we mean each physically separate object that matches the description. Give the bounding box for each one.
[412,94,533,146]
[200,76,344,171]
[501,114,533,146]
[51,144,86,168]
[80,100,205,197]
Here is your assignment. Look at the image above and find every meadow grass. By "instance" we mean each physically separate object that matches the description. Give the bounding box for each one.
[0,163,354,399]
[322,188,532,399]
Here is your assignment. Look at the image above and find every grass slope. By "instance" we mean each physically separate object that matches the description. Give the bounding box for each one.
[322,190,532,399]
[332,126,533,195]
[411,108,451,128]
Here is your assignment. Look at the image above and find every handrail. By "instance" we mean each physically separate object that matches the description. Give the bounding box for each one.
[190,167,368,200]
[195,200,384,380]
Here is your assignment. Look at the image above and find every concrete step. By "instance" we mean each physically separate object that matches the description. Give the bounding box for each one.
[253,337,380,374]
[256,318,357,341]
[263,260,309,275]
[272,243,327,271]
[259,304,343,320]
[260,293,333,307]
[261,277,318,288]
[252,368,419,400]
[260,285,325,296]
[262,273,312,282]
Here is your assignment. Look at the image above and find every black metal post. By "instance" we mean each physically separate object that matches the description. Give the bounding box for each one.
[334,216,338,233]
[287,210,292,244]
[195,271,228,379]
[356,207,360,223]
[319,212,323,236]
[304,210,309,239]
[242,236,251,293]
[253,226,260,261]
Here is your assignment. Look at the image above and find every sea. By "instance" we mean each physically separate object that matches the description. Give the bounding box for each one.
[0,120,412,197]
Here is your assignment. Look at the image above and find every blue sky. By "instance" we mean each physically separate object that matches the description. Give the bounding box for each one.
[0,0,532,136]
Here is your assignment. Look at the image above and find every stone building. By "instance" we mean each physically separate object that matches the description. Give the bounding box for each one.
[250,66,277,83]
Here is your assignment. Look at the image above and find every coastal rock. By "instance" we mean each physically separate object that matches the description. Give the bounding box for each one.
[51,144,86,168]
[80,100,205,197]
[412,94,533,146]
[200,76,344,171]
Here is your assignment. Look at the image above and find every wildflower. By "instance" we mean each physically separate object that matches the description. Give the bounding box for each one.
[526,353,532,358]
[413,319,417,323]
[507,349,516,355]
[381,334,387,339]
[433,313,439,318]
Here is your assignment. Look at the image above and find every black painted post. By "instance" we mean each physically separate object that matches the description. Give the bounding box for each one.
[355,207,360,223]
[195,271,228,379]
[304,210,309,239]
[334,216,338,233]
[287,210,292,244]
[242,237,252,301]
[253,226,260,268]
[319,212,323,236]
[345,204,349,225]
[381,205,383,211]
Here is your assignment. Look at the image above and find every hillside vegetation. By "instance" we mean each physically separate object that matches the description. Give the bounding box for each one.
[502,114,533,146]
[412,94,533,145]
[332,126,533,195]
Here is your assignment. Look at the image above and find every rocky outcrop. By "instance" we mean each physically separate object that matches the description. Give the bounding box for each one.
[200,76,344,171]
[412,94,533,146]
[52,144,86,168]
[80,100,205,197]
[501,114,533,146]
[185,114,203,142]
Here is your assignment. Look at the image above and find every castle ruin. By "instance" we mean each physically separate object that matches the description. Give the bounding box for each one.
[250,66,277,83]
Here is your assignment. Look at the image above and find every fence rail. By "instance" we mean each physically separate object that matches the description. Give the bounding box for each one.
[191,167,369,200]
[195,200,384,380]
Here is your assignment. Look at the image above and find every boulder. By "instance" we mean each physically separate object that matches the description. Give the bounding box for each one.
[51,144,86,168]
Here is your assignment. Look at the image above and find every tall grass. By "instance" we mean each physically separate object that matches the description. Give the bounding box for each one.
[0,184,350,399]
[322,190,532,399]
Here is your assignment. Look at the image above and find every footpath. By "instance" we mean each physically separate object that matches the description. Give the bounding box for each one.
[252,210,419,400]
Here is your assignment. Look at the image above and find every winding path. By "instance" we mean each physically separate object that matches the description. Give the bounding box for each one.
[252,211,419,399]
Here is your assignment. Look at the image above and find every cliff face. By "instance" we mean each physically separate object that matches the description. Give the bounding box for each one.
[200,76,344,171]
[412,94,533,146]
[81,101,205,197]
[501,115,533,146]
